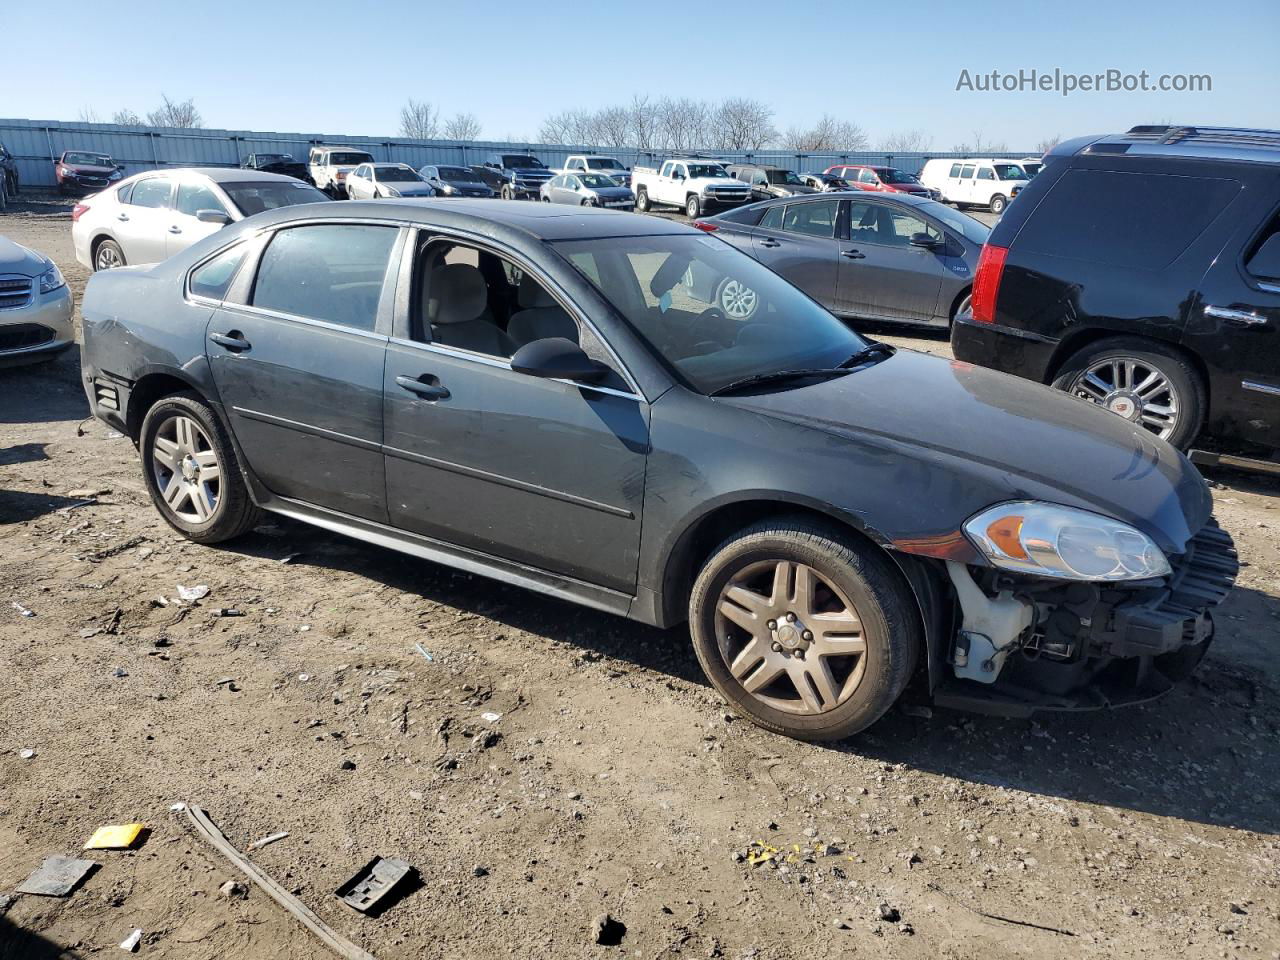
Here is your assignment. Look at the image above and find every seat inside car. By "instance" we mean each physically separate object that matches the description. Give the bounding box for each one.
[508,275,577,347]
[423,262,515,356]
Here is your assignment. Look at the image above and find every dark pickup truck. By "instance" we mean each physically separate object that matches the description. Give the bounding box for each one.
[240,153,311,183]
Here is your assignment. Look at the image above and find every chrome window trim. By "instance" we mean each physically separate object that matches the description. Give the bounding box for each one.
[1242,379,1280,397]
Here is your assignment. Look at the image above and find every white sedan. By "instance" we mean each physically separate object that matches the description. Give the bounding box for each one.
[344,163,436,200]
[72,168,328,271]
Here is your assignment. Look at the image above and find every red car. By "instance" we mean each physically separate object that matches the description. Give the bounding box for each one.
[55,151,125,194]
[824,164,940,200]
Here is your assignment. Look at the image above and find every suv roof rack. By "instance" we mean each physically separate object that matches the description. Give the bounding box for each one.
[1087,125,1280,165]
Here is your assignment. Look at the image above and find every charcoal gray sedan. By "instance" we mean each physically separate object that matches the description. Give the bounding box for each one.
[79,199,1234,741]
[696,193,989,327]
[540,172,634,209]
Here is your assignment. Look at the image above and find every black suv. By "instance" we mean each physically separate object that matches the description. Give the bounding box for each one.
[952,125,1280,472]
[725,164,817,202]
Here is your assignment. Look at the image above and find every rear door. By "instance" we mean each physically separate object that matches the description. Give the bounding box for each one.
[836,199,947,321]
[205,221,403,522]
[116,176,173,264]
[750,198,841,309]
[167,179,232,257]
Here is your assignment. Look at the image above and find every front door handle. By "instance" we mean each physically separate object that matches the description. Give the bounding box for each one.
[758,238,782,248]
[169,225,182,234]
[396,375,450,401]
[209,331,251,352]
[842,249,866,259]
[1204,304,1269,327]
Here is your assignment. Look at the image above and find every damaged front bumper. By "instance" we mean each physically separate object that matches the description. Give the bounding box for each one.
[933,520,1238,717]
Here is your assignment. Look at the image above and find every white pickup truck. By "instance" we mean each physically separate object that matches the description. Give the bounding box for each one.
[631,158,752,218]
[560,154,632,187]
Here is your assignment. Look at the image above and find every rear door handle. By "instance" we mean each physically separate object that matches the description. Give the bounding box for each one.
[209,331,251,351]
[1204,304,1269,327]
[842,249,866,259]
[759,238,782,248]
[396,375,450,401]
[169,225,182,234]
[116,213,129,222]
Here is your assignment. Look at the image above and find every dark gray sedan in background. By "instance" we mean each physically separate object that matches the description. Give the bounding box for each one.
[540,172,634,209]
[78,199,1234,741]
[418,164,496,198]
[696,193,989,327]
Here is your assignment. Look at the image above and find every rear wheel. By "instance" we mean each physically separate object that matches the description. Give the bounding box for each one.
[139,392,262,543]
[1051,337,1205,448]
[988,193,1007,214]
[635,189,650,213]
[689,518,919,741]
[951,292,972,324]
[94,239,126,271]
[686,194,701,218]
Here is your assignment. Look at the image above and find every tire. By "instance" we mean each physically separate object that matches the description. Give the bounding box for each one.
[139,392,262,543]
[951,292,972,325]
[1051,336,1206,448]
[93,238,126,272]
[501,185,514,201]
[689,517,920,741]
[988,193,1007,214]
[635,188,650,213]
[686,194,701,218]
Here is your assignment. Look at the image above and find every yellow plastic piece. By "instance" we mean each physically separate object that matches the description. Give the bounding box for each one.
[84,823,145,850]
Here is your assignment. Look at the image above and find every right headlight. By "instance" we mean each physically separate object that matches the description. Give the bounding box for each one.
[964,501,1171,581]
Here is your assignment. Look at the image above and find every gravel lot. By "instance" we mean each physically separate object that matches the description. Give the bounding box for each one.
[1,194,1278,960]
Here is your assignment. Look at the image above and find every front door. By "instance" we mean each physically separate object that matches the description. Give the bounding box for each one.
[836,200,947,322]
[167,180,231,257]
[382,235,648,592]
[116,176,173,265]
[205,221,402,522]
[749,198,841,309]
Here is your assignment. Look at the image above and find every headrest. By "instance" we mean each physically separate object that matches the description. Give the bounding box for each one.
[428,263,488,325]
[648,253,692,298]
[518,275,557,309]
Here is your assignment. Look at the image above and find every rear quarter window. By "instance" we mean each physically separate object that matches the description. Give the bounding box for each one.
[1014,169,1241,270]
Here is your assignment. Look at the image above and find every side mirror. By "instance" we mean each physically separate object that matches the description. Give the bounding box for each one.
[197,209,233,225]
[909,232,940,249]
[510,337,607,383]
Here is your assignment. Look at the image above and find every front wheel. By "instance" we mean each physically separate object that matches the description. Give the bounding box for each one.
[1051,337,1205,448]
[988,193,1007,214]
[689,518,919,741]
[686,194,701,218]
[635,189,650,213]
[501,184,514,200]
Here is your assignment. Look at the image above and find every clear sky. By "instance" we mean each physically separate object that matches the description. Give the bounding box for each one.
[7,0,1279,149]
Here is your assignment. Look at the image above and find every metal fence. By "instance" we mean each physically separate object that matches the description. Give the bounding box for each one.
[0,117,1034,189]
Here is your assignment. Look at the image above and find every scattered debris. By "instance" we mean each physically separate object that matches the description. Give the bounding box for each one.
[119,928,143,952]
[219,880,248,899]
[216,608,244,618]
[298,673,311,682]
[412,643,434,662]
[591,913,627,946]
[18,748,36,760]
[877,903,901,923]
[113,666,129,679]
[177,584,210,602]
[335,856,416,914]
[248,831,289,851]
[340,759,357,771]
[84,536,147,562]
[85,823,147,850]
[900,703,933,719]
[10,601,35,618]
[184,804,375,960]
[68,487,110,498]
[279,553,302,564]
[16,855,99,897]
[216,678,240,692]
[169,803,187,812]
[471,865,489,878]
[481,711,502,723]
[0,893,13,914]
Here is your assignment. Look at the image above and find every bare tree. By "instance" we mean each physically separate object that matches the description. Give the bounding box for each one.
[442,112,482,141]
[1034,134,1061,154]
[399,99,440,140]
[655,98,710,152]
[111,109,143,126]
[879,130,933,152]
[628,95,658,150]
[952,130,1008,154]
[781,115,868,152]
[76,106,100,124]
[711,98,777,150]
[146,95,202,129]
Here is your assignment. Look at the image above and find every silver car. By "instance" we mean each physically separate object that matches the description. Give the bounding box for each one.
[0,236,73,366]
[345,163,435,200]
[540,173,634,210]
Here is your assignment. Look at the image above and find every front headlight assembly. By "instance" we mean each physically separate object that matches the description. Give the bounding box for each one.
[964,501,1171,581]
[39,262,66,295]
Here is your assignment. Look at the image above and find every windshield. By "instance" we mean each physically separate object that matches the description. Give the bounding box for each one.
[578,174,617,188]
[256,154,291,164]
[222,181,329,216]
[913,198,991,245]
[993,164,1027,181]
[502,155,545,168]
[587,158,624,170]
[688,164,729,179]
[767,169,804,185]
[1021,161,1042,177]
[328,152,374,166]
[436,166,479,181]
[377,166,422,182]
[65,152,112,166]
[877,168,919,184]
[554,234,866,395]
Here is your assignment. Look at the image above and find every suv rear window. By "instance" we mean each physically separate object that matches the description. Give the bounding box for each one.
[1015,169,1241,270]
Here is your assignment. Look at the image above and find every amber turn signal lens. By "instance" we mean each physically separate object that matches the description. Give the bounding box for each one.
[986,515,1029,560]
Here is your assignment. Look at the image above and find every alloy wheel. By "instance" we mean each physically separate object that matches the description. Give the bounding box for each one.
[1067,356,1180,439]
[151,414,222,524]
[718,279,758,320]
[715,560,867,716]
[95,244,123,270]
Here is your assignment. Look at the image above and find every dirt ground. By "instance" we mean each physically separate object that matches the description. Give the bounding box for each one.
[1,195,1278,960]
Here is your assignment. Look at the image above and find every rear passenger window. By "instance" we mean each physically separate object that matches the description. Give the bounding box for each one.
[759,205,784,230]
[960,165,975,178]
[949,163,961,177]
[1016,170,1242,270]
[251,224,397,330]
[782,199,839,238]
[1245,214,1280,282]
[130,178,173,209]
[189,244,247,301]
[977,168,994,181]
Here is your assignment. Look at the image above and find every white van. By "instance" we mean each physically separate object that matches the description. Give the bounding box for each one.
[919,158,1030,214]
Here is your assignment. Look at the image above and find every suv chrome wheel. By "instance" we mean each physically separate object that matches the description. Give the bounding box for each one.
[715,560,867,716]
[151,414,221,523]
[1067,356,1179,439]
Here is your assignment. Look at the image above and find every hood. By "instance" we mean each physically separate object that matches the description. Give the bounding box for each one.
[386,183,435,196]
[0,237,45,275]
[511,167,552,177]
[63,163,117,175]
[728,350,1211,554]
[588,186,635,198]
[892,183,930,194]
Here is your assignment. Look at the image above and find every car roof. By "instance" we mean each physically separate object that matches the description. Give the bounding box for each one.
[313,145,372,152]
[136,167,306,184]
[1058,125,1280,166]
[707,191,936,218]
[241,197,695,242]
[372,162,411,168]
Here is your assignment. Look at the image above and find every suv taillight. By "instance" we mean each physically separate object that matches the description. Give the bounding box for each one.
[692,220,719,233]
[970,243,1008,325]
[71,203,89,222]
